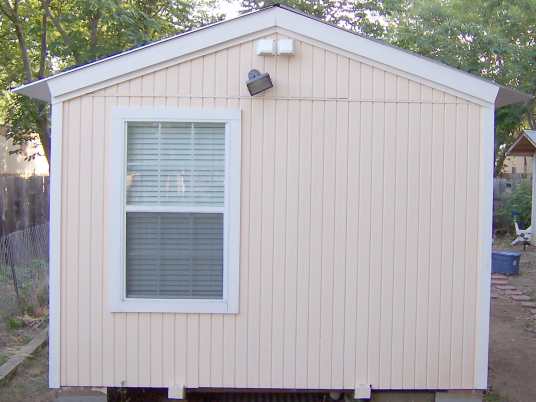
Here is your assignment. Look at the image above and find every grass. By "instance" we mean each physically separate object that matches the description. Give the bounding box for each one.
[0,353,7,366]
[7,317,24,330]
[484,391,506,402]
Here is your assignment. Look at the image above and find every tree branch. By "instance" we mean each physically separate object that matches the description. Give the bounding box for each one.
[0,1,16,22]
[43,0,81,63]
[38,0,48,79]
[1,0,33,82]
[89,9,101,59]
[527,101,536,130]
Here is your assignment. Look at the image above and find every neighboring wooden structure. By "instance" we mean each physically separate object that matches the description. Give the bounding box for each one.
[507,130,536,244]
[13,4,530,400]
[0,175,49,237]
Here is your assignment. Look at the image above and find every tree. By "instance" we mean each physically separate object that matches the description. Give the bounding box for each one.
[242,0,536,175]
[0,0,225,162]
[240,0,391,37]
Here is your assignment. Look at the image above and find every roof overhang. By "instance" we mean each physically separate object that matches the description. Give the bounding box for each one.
[507,130,536,156]
[12,4,531,108]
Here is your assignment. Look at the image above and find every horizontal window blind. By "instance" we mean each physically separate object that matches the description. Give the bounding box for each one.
[124,121,226,300]
[126,122,225,207]
[126,212,223,299]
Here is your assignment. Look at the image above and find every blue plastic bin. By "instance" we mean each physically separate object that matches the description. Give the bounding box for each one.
[492,251,521,275]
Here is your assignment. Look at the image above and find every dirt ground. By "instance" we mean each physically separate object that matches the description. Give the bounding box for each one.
[1,240,535,402]
[0,281,43,366]
[0,345,104,402]
[487,239,536,402]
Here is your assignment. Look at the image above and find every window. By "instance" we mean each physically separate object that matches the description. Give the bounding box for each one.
[109,108,240,313]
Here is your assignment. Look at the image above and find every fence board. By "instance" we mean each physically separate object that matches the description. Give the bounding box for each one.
[0,175,49,237]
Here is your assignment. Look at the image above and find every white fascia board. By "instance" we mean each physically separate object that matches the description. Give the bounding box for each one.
[13,6,506,106]
[273,8,500,105]
[13,80,51,102]
[12,8,279,103]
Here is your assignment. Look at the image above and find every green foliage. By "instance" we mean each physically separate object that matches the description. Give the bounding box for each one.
[7,317,24,330]
[0,0,226,161]
[240,0,390,36]
[483,391,504,402]
[495,180,532,232]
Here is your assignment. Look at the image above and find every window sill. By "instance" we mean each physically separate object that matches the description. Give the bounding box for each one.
[108,297,238,314]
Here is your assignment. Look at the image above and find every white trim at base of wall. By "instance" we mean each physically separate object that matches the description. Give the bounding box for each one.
[48,100,62,388]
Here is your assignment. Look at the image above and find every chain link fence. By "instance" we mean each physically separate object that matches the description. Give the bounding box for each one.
[0,224,49,315]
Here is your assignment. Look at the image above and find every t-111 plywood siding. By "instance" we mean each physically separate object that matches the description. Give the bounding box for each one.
[59,31,484,391]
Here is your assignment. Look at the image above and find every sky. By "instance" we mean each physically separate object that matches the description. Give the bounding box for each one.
[218,1,243,18]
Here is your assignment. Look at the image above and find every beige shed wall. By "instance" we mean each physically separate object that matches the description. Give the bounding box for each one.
[59,31,484,391]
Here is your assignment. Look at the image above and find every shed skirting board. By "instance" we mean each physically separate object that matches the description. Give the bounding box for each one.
[49,100,62,388]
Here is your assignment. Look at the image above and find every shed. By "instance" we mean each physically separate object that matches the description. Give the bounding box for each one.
[13,4,530,401]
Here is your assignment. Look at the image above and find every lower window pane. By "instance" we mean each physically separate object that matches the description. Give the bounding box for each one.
[126,212,224,299]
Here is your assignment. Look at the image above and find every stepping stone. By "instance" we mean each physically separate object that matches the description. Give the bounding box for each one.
[492,273,508,279]
[505,290,523,295]
[530,309,536,315]
[495,285,516,290]
[492,280,509,286]
[512,295,531,301]
[521,302,536,308]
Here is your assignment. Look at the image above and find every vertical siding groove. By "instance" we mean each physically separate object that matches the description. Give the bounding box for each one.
[356,62,373,386]
[60,101,68,384]
[408,81,422,388]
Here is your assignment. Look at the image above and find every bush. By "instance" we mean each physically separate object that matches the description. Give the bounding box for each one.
[495,180,532,233]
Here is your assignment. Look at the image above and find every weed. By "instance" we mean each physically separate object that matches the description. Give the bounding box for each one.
[484,390,506,402]
[7,317,24,330]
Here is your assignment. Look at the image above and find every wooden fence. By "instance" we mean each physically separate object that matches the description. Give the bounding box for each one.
[0,175,49,237]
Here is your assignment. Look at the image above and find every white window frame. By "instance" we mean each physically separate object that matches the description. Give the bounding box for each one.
[108,107,240,314]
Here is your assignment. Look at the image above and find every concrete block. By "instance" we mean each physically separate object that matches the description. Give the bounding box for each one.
[511,295,531,301]
[495,285,516,290]
[55,397,106,402]
[371,392,435,402]
[435,391,482,402]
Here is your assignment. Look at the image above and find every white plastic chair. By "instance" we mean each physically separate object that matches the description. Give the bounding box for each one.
[511,220,531,247]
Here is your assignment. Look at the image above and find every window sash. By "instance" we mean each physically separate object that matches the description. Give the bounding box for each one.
[126,121,225,208]
[123,121,226,302]
[125,211,224,300]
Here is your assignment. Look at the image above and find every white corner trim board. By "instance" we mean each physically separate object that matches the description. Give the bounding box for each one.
[12,5,516,108]
[107,107,241,314]
[475,104,494,389]
[48,100,62,388]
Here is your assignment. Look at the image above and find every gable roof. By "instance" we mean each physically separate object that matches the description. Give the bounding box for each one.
[12,4,530,107]
[507,130,536,156]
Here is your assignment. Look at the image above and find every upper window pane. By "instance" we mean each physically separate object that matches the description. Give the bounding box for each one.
[126,122,225,207]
